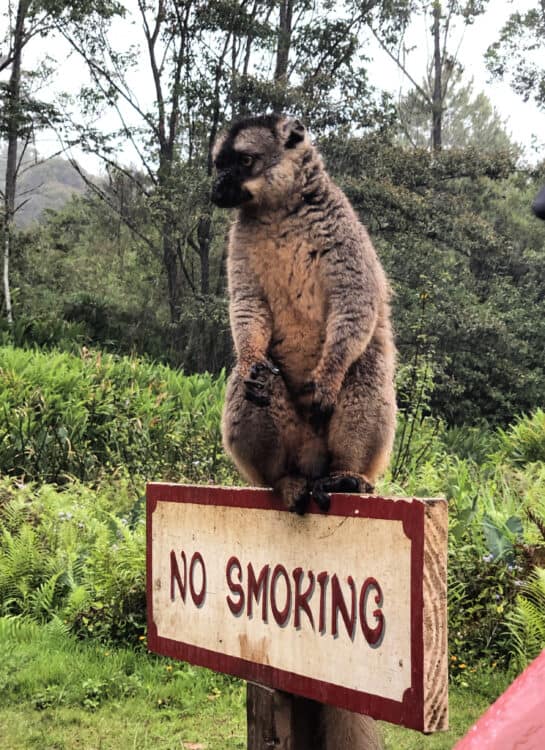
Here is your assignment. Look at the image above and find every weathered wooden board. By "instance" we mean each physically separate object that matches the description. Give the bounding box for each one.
[146,484,448,732]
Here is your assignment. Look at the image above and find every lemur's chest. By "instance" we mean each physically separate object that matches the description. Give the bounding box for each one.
[248,234,325,323]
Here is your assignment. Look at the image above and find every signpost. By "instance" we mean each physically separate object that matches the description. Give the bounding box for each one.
[147,483,448,740]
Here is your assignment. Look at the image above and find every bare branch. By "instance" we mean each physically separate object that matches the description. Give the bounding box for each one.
[55,22,160,140]
[15,131,32,177]
[18,147,68,176]
[369,24,431,103]
[66,154,158,256]
[138,0,166,147]
[13,196,32,213]
[176,238,197,294]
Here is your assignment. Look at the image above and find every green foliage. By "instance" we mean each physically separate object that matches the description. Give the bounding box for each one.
[9,192,234,371]
[0,312,87,351]
[448,543,523,667]
[0,478,147,643]
[0,346,243,642]
[0,345,544,670]
[497,408,545,466]
[381,406,545,667]
[486,5,545,110]
[321,132,545,425]
[506,568,545,670]
[442,423,499,464]
[0,344,237,484]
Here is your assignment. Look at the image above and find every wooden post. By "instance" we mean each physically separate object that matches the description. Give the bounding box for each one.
[247,683,324,750]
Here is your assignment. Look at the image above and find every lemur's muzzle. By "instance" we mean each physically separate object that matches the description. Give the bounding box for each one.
[211,171,252,208]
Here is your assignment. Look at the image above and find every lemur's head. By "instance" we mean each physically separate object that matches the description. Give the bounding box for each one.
[211,114,312,210]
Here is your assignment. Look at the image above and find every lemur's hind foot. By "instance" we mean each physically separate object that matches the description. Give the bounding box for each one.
[311,472,374,512]
[329,471,374,494]
[274,475,310,516]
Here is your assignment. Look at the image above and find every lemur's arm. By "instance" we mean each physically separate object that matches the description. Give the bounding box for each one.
[305,233,379,418]
[228,247,274,376]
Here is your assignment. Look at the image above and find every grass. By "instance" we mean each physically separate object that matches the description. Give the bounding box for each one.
[0,619,245,750]
[0,619,512,750]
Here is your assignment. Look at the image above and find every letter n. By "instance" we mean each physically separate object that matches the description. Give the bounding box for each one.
[170,550,187,602]
[331,574,356,639]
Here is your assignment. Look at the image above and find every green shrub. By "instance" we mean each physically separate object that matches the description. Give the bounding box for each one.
[448,543,523,668]
[0,345,238,485]
[0,314,87,352]
[383,422,545,668]
[498,409,545,466]
[442,422,499,464]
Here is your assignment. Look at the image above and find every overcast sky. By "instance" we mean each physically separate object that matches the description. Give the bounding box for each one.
[11,0,545,172]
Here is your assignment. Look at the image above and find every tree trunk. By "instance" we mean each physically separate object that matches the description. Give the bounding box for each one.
[163,223,182,323]
[158,143,184,324]
[274,0,294,82]
[197,214,211,296]
[431,2,442,153]
[2,0,29,326]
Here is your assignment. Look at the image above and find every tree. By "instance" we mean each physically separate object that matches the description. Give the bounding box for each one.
[0,0,121,326]
[1,0,28,326]
[369,0,488,152]
[397,71,516,152]
[54,0,388,355]
[486,4,545,110]
[320,129,545,425]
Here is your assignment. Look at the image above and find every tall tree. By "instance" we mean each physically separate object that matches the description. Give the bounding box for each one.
[1,0,29,326]
[0,0,121,326]
[397,70,516,152]
[369,0,488,152]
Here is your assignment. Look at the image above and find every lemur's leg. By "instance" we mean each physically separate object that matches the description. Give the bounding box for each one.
[314,345,396,505]
[222,365,328,513]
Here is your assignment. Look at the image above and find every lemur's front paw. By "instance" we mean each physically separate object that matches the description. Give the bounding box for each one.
[310,474,374,513]
[243,360,280,407]
[299,380,336,428]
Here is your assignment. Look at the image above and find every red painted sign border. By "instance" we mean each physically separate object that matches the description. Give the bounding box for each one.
[146,483,426,731]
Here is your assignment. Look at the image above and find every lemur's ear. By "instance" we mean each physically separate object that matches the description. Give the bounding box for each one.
[282,117,306,149]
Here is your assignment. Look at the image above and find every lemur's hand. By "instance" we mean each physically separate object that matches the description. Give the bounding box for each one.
[298,378,337,429]
[242,359,280,407]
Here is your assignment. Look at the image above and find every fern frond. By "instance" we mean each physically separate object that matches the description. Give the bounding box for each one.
[506,568,545,668]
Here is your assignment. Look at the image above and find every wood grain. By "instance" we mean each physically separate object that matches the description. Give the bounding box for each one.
[247,683,324,750]
[422,499,449,732]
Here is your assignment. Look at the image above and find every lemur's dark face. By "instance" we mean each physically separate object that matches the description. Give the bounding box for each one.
[211,114,306,210]
[211,142,260,208]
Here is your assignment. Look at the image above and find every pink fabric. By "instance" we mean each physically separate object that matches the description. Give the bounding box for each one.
[453,650,545,750]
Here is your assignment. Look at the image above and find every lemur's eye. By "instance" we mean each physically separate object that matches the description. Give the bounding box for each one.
[240,154,253,167]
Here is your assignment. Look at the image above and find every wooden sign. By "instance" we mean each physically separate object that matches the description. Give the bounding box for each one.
[146,484,448,733]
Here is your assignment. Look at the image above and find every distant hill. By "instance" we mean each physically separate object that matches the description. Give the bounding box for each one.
[0,147,88,227]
